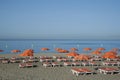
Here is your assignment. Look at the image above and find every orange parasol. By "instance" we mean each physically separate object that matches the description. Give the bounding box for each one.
[102,51,117,59]
[70,48,78,52]
[103,55,116,59]
[97,47,105,51]
[91,50,101,55]
[58,49,69,53]
[11,50,21,53]
[105,51,117,55]
[55,48,62,51]
[74,54,90,61]
[66,52,79,57]
[19,49,34,57]
[41,48,49,51]
[83,48,92,51]
[111,48,119,52]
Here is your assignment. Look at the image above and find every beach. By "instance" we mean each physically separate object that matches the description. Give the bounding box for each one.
[0,53,120,80]
[1,0,120,79]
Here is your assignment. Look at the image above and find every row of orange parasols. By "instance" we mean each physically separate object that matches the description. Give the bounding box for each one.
[66,50,119,60]
[19,48,118,58]
[9,47,102,54]
[0,47,119,53]
[66,52,90,60]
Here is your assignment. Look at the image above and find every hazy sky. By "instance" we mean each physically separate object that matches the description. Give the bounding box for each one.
[0,0,120,39]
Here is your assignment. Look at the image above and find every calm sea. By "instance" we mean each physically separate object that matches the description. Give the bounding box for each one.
[0,39,120,54]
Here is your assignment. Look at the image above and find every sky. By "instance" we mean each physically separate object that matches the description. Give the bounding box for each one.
[0,0,120,40]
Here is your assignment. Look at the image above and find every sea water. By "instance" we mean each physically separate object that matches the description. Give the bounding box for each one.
[0,39,120,54]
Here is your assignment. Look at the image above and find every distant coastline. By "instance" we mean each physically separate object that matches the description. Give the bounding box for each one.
[0,38,120,41]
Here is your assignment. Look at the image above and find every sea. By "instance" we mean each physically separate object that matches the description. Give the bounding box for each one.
[0,39,120,54]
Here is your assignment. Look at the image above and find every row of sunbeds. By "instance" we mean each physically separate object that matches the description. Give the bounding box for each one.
[71,67,120,76]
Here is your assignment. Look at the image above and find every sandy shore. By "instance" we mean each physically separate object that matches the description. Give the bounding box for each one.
[0,53,120,80]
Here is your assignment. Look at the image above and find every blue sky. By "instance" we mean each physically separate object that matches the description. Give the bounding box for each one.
[0,0,120,39]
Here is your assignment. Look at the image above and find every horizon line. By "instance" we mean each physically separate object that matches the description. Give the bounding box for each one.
[0,38,120,41]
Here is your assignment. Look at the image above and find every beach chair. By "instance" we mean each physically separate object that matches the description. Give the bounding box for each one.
[51,62,61,67]
[19,63,26,68]
[72,62,80,66]
[43,62,52,68]
[25,63,33,67]
[64,62,72,66]
[2,59,9,64]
